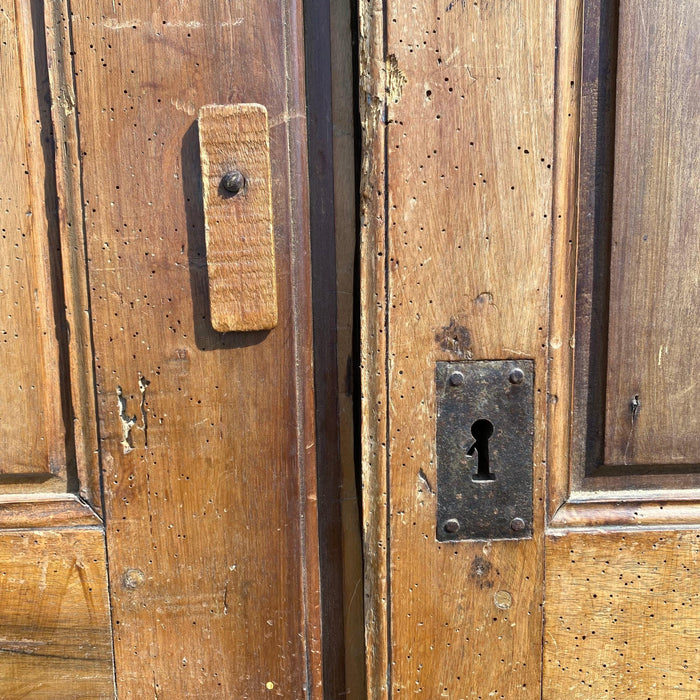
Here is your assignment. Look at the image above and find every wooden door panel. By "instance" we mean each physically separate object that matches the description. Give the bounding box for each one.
[0,0,67,485]
[0,529,113,698]
[604,0,699,466]
[66,0,320,696]
[0,0,324,696]
[360,0,554,695]
[544,530,700,697]
[362,0,699,695]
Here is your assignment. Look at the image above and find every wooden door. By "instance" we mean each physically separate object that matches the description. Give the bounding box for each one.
[0,0,336,697]
[360,0,700,696]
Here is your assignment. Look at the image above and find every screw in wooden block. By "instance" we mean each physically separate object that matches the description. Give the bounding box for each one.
[221,170,245,195]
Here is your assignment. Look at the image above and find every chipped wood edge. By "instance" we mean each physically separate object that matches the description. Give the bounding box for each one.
[359,0,390,697]
[0,493,102,529]
[45,0,102,510]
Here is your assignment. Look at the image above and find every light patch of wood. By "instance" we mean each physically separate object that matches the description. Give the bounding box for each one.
[0,529,114,699]
[544,530,700,698]
[198,104,277,332]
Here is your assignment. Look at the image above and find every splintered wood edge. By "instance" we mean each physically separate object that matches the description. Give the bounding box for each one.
[198,104,277,332]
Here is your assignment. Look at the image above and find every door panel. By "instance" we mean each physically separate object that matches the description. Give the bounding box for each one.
[0,0,324,697]
[604,0,699,466]
[544,531,700,697]
[0,0,67,485]
[361,0,699,696]
[67,0,320,696]
[0,530,113,699]
[360,0,554,695]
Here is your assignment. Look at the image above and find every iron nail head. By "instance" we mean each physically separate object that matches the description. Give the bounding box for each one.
[221,170,245,195]
[508,367,525,385]
[443,518,460,534]
[510,517,526,532]
[449,371,465,387]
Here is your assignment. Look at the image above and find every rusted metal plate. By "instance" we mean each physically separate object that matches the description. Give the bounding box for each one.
[198,104,277,332]
[435,360,534,541]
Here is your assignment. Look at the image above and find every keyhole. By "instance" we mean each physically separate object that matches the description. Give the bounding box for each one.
[468,419,495,481]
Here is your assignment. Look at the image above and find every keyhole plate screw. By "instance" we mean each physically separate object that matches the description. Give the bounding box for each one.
[510,517,526,532]
[508,367,524,385]
[443,518,460,534]
[449,371,465,386]
[221,170,245,195]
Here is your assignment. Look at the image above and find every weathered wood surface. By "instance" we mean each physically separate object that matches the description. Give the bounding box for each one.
[68,1,320,696]
[604,0,700,466]
[544,530,700,698]
[0,0,66,484]
[0,529,114,699]
[361,0,555,695]
[199,104,277,332]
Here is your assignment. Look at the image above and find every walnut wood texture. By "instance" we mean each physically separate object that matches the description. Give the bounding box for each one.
[45,0,104,507]
[0,0,67,484]
[68,1,320,697]
[199,104,277,332]
[361,0,554,696]
[544,530,700,698]
[0,528,114,698]
[603,0,700,466]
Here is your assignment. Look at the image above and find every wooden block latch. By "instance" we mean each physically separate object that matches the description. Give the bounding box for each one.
[198,104,277,332]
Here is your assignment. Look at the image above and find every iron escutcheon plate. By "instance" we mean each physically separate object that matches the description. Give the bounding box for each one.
[435,360,534,541]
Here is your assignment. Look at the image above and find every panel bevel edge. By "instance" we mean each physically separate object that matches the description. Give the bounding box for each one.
[358,0,390,696]
[546,0,584,522]
[13,0,68,482]
[547,0,700,531]
[0,493,103,529]
[44,0,102,511]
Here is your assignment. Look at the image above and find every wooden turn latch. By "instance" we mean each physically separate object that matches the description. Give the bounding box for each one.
[198,104,277,332]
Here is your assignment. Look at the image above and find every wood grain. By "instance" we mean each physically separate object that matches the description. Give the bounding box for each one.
[199,104,277,332]
[362,0,555,695]
[604,0,700,466]
[69,1,321,696]
[547,0,583,516]
[0,528,114,699]
[0,0,67,484]
[544,530,700,698]
[359,0,390,694]
[45,0,102,506]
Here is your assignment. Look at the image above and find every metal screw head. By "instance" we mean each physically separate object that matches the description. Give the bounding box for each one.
[508,367,524,385]
[443,518,460,534]
[448,371,465,387]
[510,517,526,532]
[221,170,245,195]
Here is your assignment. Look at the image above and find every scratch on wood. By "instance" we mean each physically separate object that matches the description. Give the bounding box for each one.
[138,374,150,448]
[418,468,434,495]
